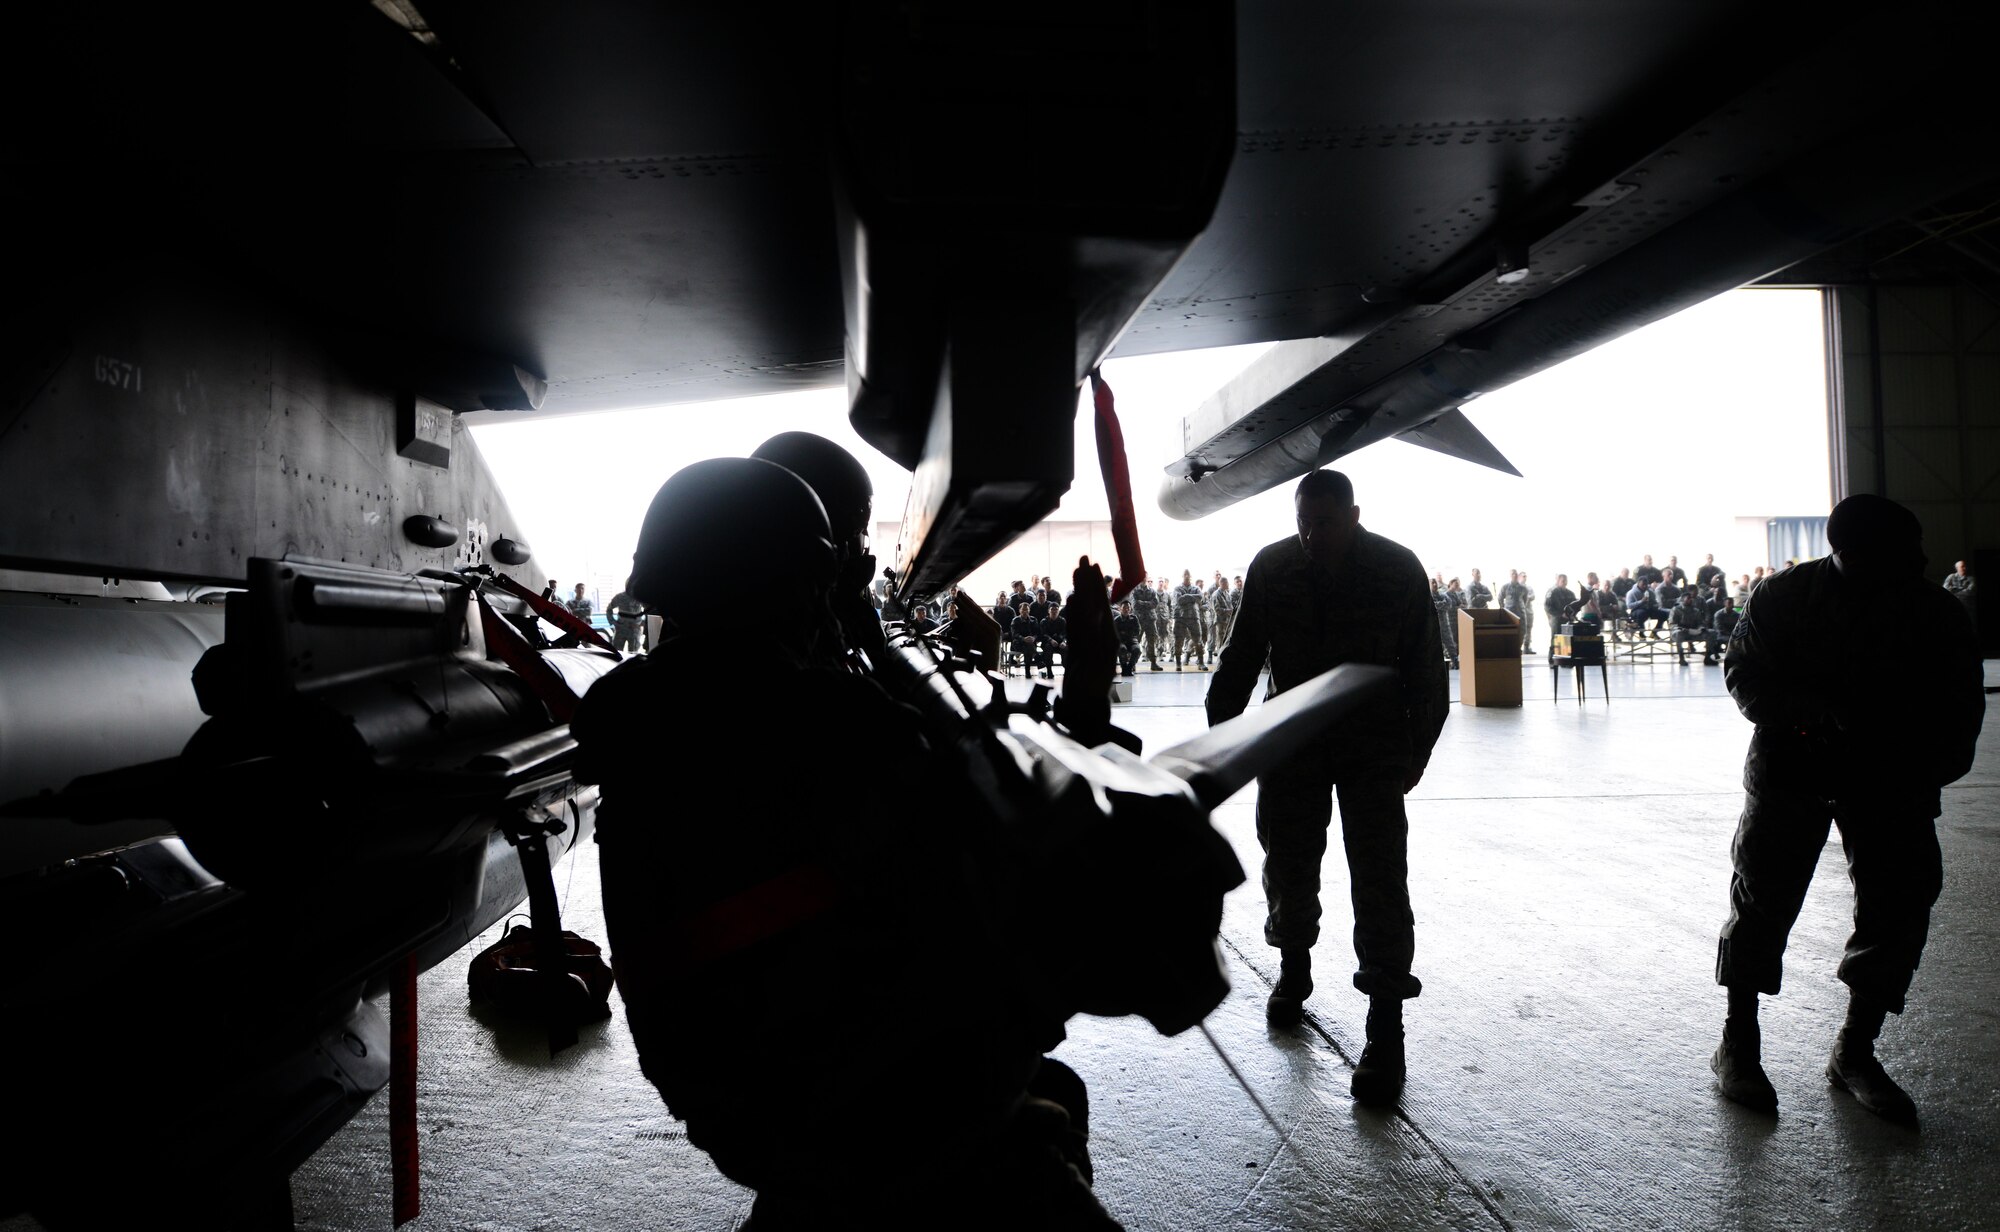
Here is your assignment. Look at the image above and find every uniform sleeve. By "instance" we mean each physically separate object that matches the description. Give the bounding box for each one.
[1206,557,1269,726]
[1398,563,1449,769]
[1722,586,1830,731]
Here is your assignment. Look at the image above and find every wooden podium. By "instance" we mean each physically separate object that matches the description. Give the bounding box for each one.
[1458,608,1522,707]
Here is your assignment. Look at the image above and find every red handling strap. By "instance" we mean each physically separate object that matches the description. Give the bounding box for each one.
[391,952,419,1227]
[477,591,583,723]
[490,574,617,652]
[1090,369,1146,603]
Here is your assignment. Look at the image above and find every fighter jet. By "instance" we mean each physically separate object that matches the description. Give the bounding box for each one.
[1,2,1993,1226]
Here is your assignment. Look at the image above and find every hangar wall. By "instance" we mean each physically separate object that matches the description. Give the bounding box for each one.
[1828,281,2000,572]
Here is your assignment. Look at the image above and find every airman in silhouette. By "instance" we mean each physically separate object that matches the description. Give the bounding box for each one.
[1712,494,1983,1125]
[574,459,1116,1228]
[1206,469,1448,1106]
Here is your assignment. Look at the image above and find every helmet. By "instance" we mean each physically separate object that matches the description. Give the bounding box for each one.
[750,432,874,547]
[629,458,837,627]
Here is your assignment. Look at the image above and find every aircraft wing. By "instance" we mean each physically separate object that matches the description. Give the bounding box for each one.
[12,4,1988,420]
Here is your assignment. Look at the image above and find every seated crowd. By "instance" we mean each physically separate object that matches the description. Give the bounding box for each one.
[1428,553,1782,669]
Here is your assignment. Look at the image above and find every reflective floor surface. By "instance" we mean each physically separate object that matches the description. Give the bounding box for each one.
[45,658,2000,1230]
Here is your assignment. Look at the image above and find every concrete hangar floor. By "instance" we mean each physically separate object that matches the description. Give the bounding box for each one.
[75,662,2000,1230]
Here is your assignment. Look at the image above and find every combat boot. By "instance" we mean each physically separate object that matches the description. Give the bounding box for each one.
[1710,1033,1777,1113]
[1350,996,1406,1107]
[1265,948,1312,1026]
[1826,1045,1917,1126]
[1827,997,1918,1126]
[1712,987,1776,1113]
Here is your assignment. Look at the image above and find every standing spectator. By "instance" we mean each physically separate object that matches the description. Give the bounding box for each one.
[1750,565,1767,590]
[908,606,939,637]
[607,582,645,654]
[1943,560,1975,621]
[1467,568,1493,610]
[1501,570,1536,655]
[1432,575,1460,670]
[1113,600,1142,677]
[1544,574,1577,648]
[1131,574,1163,671]
[541,578,560,603]
[1153,578,1174,667]
[567,582,594,622]
[1710,495,1982,1124]
[1209,575,1240,656]
[1446,578,1468,664]
[1172,570,1208,670]
[1697,554,1725,592]
[1206,469,1447,1106]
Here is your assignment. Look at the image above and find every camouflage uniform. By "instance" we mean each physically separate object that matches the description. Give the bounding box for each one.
[1432,585,1459,667]
[1542,585,1576,634]
[1943,570,1975,622]
[1172,582,1207,668]
[1500,580,1535,653]
[607,589,645,653]
[1113,611,1142,676]
[1208,583,1238,656]
[1466,579,1493,610]
[1206,529,1448,999]
[1131,582,1163,669]
[1717,558,1983,1013]
[1668,599,1712,663]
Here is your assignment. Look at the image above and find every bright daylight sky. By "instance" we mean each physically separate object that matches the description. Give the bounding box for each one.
[471,288,1830,604]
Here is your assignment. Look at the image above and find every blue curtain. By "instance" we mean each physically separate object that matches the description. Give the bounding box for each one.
[1766,516,1829,566]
